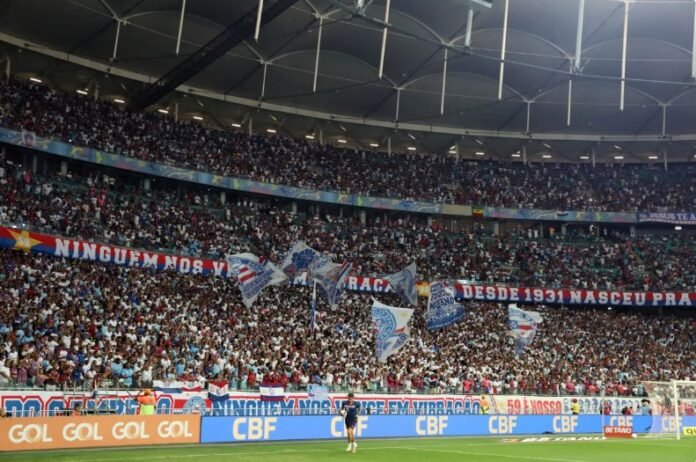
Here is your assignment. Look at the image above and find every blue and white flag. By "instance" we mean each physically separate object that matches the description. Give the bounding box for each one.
[307,384,329,402]
[310,258,352,308]
[426,281,465,330]
[385,262,418,306]
[508,304,543,356]
[227,253,288,308]
[280,241,321,277]
[371,300,413,363]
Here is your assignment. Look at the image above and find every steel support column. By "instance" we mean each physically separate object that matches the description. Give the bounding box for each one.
[525,101,531,134]
[261,62,268,99]
[620,1,630,111]
[440,48,448,115]
[313,17,323,93]
[395,88,401,121]
[254,0,265,41]
[498,0,510,100]
[692,0,696,78]
[574,0,585,71]
[176,0,187,56]
[465,8,474,47]
[378,0,391,79]
[111,20,122,62]
[567,79,573,126]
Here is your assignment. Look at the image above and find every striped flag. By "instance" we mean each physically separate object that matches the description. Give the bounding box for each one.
[227,253,288,308]
[208,381,229,402]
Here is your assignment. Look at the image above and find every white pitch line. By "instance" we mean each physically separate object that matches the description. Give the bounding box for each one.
[397,446,586,462]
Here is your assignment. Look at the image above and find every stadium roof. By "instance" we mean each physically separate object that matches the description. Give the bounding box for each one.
[2,0,696,162]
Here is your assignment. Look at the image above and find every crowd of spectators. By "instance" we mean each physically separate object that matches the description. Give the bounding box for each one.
[0,76,695,400]
[1,77,696,213]
[0,251,694,396]
[1,157,695,292]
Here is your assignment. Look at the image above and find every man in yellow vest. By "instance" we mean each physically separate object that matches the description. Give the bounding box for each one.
[137,389,156,415]
[480,395,490,415]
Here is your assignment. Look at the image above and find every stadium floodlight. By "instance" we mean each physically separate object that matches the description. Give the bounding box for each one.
[76,89,88,95]
[232,123,242,128]
[266,128,277,133]
[675,226,683,231]
[193,116,203,121]
[114,98,125,104]
[475,151,485,156]
[648,155,659,160]
[613,145,622,150]
[370,143,379,147]
[407,147,417,151]
[158,108,169,114]
[614,156,624,160]
[474,138,484,145]
[511,153,521,158]
[542,142,551,149]
[337,139,347,144]
[305,134,315,140]
[542,154,552,159]
[29,77,42,83]
[580,155,589,160]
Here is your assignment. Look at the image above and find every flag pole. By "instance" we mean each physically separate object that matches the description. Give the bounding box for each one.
[310,279,317,336]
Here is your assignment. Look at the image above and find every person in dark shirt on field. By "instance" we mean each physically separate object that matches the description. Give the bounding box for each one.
[341,392,361,453]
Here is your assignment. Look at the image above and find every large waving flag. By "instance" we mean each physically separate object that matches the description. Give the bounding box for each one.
[371,300,413,362]
[508,304,543,356]
[310,258,352,308]
[280,241,321,277]
[385,262,418,306]
[426,281,465,330]
[227,253,288,308]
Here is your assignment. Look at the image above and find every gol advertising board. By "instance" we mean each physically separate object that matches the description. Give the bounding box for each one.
[0,414,200,452]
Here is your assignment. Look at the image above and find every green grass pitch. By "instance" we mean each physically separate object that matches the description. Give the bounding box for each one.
[1,436,695,462]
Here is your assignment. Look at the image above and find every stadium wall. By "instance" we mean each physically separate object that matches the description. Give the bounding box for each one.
[2,413,695,452]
